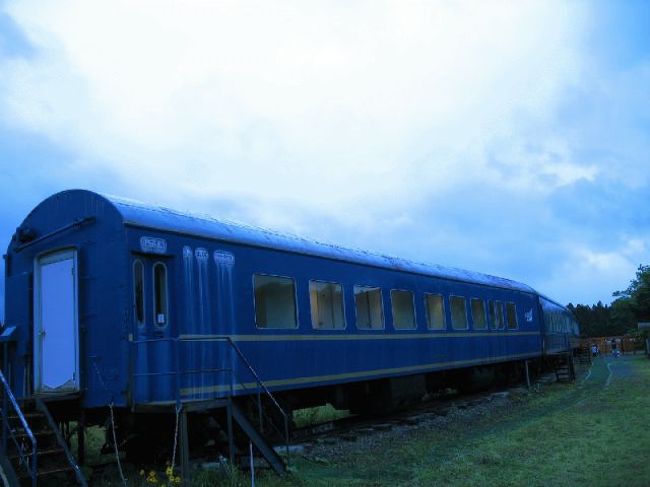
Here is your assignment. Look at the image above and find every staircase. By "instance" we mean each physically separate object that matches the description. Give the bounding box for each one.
[554,353,576,383]
[231,401,286,475]
[131,335,292,482]
[574,346,592,365]
[0,372,86,486]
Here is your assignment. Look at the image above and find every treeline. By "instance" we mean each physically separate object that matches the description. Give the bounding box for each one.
[567,264,650,338]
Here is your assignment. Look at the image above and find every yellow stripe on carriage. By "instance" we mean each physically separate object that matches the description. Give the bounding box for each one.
[178,351,540,396]
[179,331,540,342]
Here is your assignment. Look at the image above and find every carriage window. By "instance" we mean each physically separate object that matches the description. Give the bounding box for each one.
[153,262,168,327]
[506,302,518,329]
[391,290,416,330]
[450,296,468,330]
[424,293,446,330]
[354,286,384,329]
[471,298,487,330]
[254,274,298,329]
[133,260,145,326]
[309,280,345,329]
[489,301,504,330]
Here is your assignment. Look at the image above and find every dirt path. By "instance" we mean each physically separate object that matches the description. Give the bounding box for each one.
[581,354,639,389]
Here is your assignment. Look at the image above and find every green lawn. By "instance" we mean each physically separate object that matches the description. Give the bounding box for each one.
[251,355,650,487]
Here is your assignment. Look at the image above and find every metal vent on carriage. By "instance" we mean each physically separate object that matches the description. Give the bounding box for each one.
[15,226,37,243]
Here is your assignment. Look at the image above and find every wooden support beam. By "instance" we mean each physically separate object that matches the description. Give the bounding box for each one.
[227,398,234,465]
[78,410,86,466]
[180,409,190,484]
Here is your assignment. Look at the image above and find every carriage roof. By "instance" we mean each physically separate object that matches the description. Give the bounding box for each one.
[19,190,537,294]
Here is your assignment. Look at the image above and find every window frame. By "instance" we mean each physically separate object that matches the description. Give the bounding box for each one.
[390,289,417,330]
[252,273,299,330]
[424,293,446,330]
[308,279,347,330]
[489,300,504,330]
[353,285,385,330]
[152,261,169,328]
[470,297,487,330]
[449,295,469,330]
[133,259,145,328]
[498,302,506,330]
[506,302,519,330]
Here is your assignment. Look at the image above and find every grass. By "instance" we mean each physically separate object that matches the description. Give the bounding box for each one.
[256,355,650,487]
[87,355,650,486]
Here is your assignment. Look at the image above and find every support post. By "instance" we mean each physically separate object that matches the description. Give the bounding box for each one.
[2,342,8,379]
[569,353,576,381]
[180,409,190,485]
[227,398,234,466]
[1,382,6,454]
[524,360,531,389]
[258,390,263,434]
[78,410,86,465]
[1,344,8,454]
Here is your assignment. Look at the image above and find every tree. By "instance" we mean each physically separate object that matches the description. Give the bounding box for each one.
[612,264,650,326]
[567,264,650,338]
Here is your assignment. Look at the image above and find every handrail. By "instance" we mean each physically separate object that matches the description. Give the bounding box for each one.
[0,369,37,487]
[132,336,290,464]
[35,398,88,486]
[226,336,289,460]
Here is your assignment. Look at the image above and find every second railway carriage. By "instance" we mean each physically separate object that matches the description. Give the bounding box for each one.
[1,190,579,452]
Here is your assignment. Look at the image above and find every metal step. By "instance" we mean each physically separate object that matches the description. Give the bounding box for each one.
[22,464,75,479]
[33,399,87,486]
[2,395,88,486]
[231,402,286,475]
[8,447,64,461]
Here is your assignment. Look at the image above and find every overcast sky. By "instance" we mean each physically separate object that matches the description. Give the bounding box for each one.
[1,0,648,319]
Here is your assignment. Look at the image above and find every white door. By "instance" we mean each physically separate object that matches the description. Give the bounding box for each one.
[34,250,79,393]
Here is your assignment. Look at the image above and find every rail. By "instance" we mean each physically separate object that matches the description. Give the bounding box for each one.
[131,336,290,464]
[0,369,37,487]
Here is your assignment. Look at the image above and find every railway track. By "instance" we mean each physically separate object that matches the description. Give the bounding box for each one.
[283,367,588,464]
[288,387,515,448]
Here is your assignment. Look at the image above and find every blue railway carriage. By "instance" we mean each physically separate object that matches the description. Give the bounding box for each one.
[1,190,578,452]
[539,296,580,354]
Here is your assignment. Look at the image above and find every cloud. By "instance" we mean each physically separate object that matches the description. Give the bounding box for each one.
[539,237,650,304]
[1,1,591,206]
[0,0,648,307]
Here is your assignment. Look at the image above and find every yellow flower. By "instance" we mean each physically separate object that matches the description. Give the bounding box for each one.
[146,470,158,484]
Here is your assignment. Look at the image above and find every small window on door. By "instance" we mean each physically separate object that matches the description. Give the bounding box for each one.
[153,262,169,327]
[133,260,145,326]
